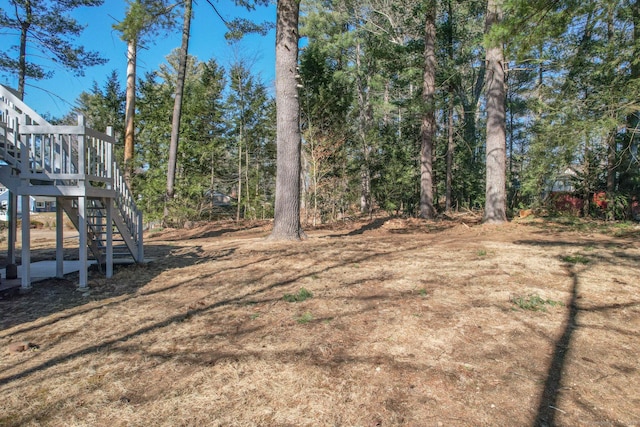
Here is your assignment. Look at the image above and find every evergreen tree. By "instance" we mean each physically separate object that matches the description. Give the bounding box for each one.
[136,55,228,223]
[269,0,304,240]
[483,0,507,223]
[75,70,126,140]
[0,0,106,100]
[166,0,193,221]
[225,59,276,220]
[420,0,437,219]
[444,0,486,211]
[506,0,640,217]
[300,37,355,225]
[114,0,178,185]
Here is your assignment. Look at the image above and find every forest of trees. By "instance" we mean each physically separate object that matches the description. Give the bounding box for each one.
[3,0,639,228]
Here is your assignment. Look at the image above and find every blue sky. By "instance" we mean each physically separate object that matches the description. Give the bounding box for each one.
[0,0,276,118]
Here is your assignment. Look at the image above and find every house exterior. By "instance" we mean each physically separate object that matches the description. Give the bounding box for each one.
[0,187,56,220]
[548,167,578,193]
[543,167,584,215]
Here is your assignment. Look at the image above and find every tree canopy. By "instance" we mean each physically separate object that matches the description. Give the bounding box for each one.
[0,0,106,99]
[9,0,639,225]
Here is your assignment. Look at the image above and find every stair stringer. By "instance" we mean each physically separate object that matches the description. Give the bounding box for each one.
[59,198,106,265]
[109,198,142,262]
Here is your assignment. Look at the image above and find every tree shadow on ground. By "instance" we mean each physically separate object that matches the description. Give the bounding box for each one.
[0,241,231,331]
[533,256,640,426]
[338,216,457,237]
[535,264,579,427]
[0,219,272,316]
[0,238,420,391]
[345,217,391,236]
[175,222,269,241]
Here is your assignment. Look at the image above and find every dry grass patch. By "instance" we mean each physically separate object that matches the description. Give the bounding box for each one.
[1,218,639,426]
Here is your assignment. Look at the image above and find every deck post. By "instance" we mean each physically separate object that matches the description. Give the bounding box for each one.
[78,195,88,288]
[7,190,17,265]
[77,115,86,175]
[106,199,113,278]
[137,211,144,263]
[7,123,18,273]
[56,197,64,278]
[106,126,113,187]
[20,195,31,289]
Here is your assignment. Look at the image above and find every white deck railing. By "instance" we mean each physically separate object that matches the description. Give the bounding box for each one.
[18,117,114,183]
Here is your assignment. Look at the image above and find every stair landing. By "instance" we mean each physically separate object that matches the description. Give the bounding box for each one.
[0,258,146,285]
[1,260,98,283]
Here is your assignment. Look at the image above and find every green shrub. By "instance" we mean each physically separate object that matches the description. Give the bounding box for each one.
[283,287,313,303]
[511,294,563,312]
[561,254,590,264]
[297,312,314,324]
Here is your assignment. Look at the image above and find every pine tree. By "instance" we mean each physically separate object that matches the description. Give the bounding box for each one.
[506,0,640,215]
[269,0,304,240]
[483,0,507,223]
[166,0,193,221]
[75,70,126,139]
[420,0,437,219]
[225,59,275,220]
[114,0,178,185]
[0,0,106,100]
[299,4,355,224]
[136,55,228,222]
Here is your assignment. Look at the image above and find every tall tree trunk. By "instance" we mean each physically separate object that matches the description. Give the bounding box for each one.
[17,0,32,100]
[310,133,319,226]
[269,0,304,240]
[607,131,616,193]
[356,41,372,215]
[124,38,137,186]
[234,69,246,222]
[583,139,592,217]
[420,0,437,219]
[483,0,507,223]
[245,145,250,218]
[623,0,640,190]
[237,142,243,221]
[446,87,454,212]
[445,0,455,212]
[165,0,193,219]
[630,0,640,151]
[210,152,215,189]
[457,52,485,207]
[605,4,616,195]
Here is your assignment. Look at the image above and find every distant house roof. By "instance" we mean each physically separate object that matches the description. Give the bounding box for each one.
[204,190,234,207]
[547,166,580,193]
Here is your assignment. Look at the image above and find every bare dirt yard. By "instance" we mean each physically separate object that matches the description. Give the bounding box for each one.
[1,216,639,426]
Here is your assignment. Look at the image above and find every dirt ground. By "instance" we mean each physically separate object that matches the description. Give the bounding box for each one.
[0,215,639,427]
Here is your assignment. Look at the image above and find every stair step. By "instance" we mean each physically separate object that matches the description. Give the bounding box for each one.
[95,242,128,248]
[91,245,129,251]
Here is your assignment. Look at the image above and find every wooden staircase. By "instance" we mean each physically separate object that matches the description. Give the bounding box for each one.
[0,84,143,288]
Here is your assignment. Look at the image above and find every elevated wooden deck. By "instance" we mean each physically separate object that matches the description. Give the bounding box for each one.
[0,84,143,289]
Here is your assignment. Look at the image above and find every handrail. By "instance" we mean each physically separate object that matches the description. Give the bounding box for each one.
[0,110,23,170]
[113,160,143,249]
[0,83,48,127]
